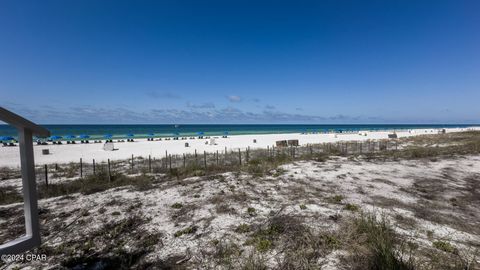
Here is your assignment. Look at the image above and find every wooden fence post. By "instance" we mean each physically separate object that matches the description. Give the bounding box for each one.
[93,159,96,175]
[169,154,172,171]
[131,154,134,174]
[149,155,152,173]
[238,149,242,165]
[216,150,219,166]
[80,158,83,178]
[107,159,111,181]
[44,164,48,188]
[165,151,168,168]
[195,149,198,165]
[204,151,207,169]
[183,153,186,168]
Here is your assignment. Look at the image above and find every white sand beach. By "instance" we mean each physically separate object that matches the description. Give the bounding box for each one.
[0,127,478,167]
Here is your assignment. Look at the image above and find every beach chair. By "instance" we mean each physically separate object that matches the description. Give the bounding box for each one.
[9,142,16,146]
[2,143,7,147]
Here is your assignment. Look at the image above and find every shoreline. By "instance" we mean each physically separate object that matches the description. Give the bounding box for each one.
[1,126,479,167]
[1,124,478,140]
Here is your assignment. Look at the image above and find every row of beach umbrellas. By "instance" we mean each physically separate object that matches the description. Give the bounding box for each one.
[2,131,231,141]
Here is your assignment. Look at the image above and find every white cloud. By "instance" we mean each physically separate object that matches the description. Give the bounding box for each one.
[227,95,242,102]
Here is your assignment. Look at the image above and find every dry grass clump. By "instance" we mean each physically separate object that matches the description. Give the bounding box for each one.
[0,185,22,205]
[0,166,21,180]
[240,214,339,269]
[341,213,415,270]
[38,214,162,269]
[37,172,156,200]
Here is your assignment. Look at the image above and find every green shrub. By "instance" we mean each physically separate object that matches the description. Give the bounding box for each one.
[171,202,183,209]
[344,203,360,212]
[174,226,198,237]
[433,240,458,254]
[235,224,251,234]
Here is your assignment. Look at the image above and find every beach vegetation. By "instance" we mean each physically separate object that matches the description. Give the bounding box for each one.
[0,186,22,205]
[432,240,458,254]
[174,225,198,237]
[235,223,251,234]
[341,212,415,270]
[171,202,183,209]
[327,194,344,204]
[344,203,360,212]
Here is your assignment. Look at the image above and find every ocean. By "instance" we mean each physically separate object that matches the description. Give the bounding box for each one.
[0,124,477,140]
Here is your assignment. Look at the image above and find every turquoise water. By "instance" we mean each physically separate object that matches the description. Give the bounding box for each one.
[0,124,477,140]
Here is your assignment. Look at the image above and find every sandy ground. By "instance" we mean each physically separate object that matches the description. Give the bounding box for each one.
[1,154,479,269]
[1,127,479,167]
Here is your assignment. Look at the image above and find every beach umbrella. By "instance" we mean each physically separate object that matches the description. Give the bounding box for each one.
[64,135,76,140]
[147,133,155,138]
[49,135,63,141]
[79,134,90,139]
[196,132,204,135]
[126,134,134,137]
[0,136,15,141]
[104,134,113,139]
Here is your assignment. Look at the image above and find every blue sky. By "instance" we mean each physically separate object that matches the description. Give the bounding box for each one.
[0,0,479,124]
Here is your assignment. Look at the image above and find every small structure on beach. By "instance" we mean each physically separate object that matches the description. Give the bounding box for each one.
[103,142,114,151]
[276,140,288,147]
[388,133,398,139]
[287,139,299,146]
[0,107,50,255]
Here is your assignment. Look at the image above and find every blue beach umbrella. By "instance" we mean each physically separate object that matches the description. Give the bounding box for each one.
[126,134,134,137]
[147,133,155,138]
[50,135,63,141]
[104,134,113,139]
[64,135,76,140]
[79,134,90,139]
[0,136,15,141]
[196,132,204,136]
